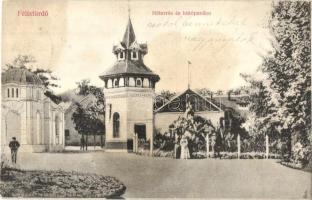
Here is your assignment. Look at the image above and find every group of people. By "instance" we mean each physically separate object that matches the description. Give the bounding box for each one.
[80,136,87,150]
[175,135,191,159]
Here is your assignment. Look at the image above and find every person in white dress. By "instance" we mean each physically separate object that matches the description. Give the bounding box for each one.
[180,135,190,159]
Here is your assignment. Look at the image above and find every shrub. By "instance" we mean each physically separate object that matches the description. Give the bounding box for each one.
[1,153,10,172]
[0,168,126,198]
[153,132,174,151]
[292,142,311,166]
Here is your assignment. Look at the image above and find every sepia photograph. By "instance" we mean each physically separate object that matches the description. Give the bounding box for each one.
[0,0,311,198]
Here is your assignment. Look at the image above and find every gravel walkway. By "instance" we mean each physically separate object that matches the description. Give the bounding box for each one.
[14,151,311,198]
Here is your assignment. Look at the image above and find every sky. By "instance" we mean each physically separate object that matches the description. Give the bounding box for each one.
[2,0,273,94]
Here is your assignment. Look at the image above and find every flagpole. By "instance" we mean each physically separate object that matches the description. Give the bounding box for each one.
[187,61,191,89]
[188,62,190,89]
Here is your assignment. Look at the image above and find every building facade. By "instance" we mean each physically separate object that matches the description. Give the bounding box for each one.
[99,18,160,152]
[1,68,66,152]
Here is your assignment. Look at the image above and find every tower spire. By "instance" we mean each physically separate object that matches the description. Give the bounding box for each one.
[122,4,136,49]
[127,0,131,19]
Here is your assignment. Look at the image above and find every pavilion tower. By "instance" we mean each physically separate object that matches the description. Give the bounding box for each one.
[99,17,160,152]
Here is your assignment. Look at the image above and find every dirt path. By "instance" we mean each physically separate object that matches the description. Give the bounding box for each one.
[16,152,311,198]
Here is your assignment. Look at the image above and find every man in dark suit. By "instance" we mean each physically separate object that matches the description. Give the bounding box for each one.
[9,137,20,164]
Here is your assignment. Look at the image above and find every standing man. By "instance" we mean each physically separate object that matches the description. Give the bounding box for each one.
[9,137,20,164]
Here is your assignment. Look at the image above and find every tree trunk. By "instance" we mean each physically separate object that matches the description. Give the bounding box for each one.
[94,134,96,149]
[86,134,88,150]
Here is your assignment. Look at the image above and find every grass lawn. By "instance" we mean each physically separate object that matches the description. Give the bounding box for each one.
[9,151,311,198]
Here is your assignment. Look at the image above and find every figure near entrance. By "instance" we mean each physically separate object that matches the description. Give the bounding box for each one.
[9,137,20,164]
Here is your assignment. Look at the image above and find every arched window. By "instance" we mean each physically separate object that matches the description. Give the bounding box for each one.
[113,112,120,138]
[118,52,124,60]
[132,51,138,60]
[114,79,119,87]
[36,112,41,144]
[55,116,60,144]
[16,88,18,98]
[7,88,10,98]
[12,88,14,98]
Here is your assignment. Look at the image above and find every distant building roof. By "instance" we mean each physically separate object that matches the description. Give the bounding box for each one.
[2,67,43,85]
[155,89,222,113]
[212,96,250,119]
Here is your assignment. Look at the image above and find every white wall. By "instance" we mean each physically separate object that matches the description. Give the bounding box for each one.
[104,87,155,145]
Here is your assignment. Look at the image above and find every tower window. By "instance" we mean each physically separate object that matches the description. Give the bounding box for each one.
[132,51,138,60]
[7,88,10,97]
[119,52,124,60]
[113,112,120,138]
[16,88,18,98]
[114,79,119,87]
[136,79,142,86]
[12,88,14,98]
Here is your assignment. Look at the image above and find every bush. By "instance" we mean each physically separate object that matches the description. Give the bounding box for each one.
[1,153,11,172]
[153,132,174,151]
[0,168,126,198]
[291,142,311,167]
[153,149,174,157]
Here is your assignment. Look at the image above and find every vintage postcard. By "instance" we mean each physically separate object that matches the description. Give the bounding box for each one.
[0,0,311,199]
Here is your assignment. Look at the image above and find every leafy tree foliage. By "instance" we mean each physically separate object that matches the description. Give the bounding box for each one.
[72,80,105,148]
[243,2,311,164]
[157,90,176,102]
[4,55,62,104]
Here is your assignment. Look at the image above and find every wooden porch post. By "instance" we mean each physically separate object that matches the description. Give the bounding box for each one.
[150,132,153,157]
[206,134,209,158]
[135,134,138,153]
[237,134,241,159]
[266,134,269,159]
[133,134,136,153]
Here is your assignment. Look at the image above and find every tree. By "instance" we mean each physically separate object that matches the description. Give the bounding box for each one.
[158,90,176,102]
[243,2,311,164]
[265,1,311,160]
[4,55,62,104]
[71,103,90,150]
[72,80,105,148]
[197,88,213,98]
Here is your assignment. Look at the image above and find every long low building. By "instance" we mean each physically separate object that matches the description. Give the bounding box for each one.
[154,89,224,133]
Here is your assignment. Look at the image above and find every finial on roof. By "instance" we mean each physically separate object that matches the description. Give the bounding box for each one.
[127,0,131,19]
[122,16,136,48]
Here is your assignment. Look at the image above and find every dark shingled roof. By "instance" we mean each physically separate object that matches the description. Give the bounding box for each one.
[2,67,43,85]
[100,60,160,80]
[121,18,136,48]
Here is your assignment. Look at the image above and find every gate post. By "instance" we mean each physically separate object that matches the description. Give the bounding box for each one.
[206,134,209,158]
[135,134,138,153]
[266,134,269,159]
[237,134,241,159]
[150,132,153,157]
[133,134,136,153]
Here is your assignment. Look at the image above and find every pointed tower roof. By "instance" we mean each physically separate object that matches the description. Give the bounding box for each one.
[121,18,136,48]
[99,17,160,82]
